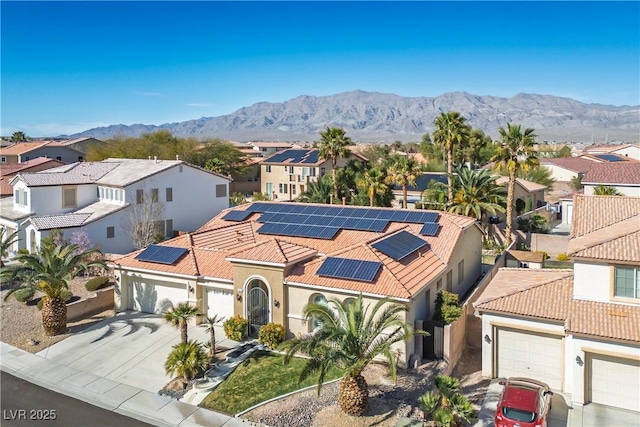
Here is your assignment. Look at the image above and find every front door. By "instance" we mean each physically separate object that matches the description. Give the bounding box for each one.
[246,280,269,336]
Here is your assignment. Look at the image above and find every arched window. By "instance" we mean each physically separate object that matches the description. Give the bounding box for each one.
[309,293,327,331]
[246,279,269,332]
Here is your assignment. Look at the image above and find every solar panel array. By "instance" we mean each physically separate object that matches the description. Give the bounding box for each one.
[263,149,320,164]
[420,222,441,237]
[317,257,382,282]
[372,231,429,261]
[222,210,253,222]
[257,223,340,240]
[135,245,188,265]
[595,154,626,162]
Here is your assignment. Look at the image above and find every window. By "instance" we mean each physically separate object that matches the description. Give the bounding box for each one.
[136,189,144,204]
[614,267,640,299]
[436,279,442,292]
[22,190,28,206]
[292,186,296,195]
[165,219,173,237]
[265,165,272,173]
[458,260,464,284]
[310,168,316,177]
[309,293,327,331]
[446,270,453,292]
[78,156,84,162]
[261,148,267,152]
[56,156,62,161]
[166,187,173,202]
[62,187,77,208]
[278,183,288,194]
[215,184,227,198]
[1,157,6,163]
[519,262,530,268]
[24,156,30,161]
[106,226,115,239]
[14,190,20,204]
[151,188,159,203]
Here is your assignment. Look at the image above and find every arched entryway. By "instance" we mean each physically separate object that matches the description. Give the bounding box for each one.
[246,279,269,336]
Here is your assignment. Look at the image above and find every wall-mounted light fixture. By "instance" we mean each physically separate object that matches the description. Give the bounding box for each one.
[236,293,242,301]
[274,299,280,308]
[576,355,584,367]
[188,285,195,293]
[484,334,492,344]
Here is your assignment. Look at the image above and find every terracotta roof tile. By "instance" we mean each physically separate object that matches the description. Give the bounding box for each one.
[570,195,640,238]
[582,162,640,185]
[227,239,317,265]
[568,299,640,343]
[539,157,598,173]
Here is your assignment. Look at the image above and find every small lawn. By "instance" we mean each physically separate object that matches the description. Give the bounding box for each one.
[199,350,343,415]
[544,260,574,269]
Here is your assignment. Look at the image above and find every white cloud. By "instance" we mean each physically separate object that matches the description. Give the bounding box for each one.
[186,103,215,107]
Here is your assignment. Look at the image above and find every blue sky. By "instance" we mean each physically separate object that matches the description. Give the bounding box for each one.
[2,1,638,136]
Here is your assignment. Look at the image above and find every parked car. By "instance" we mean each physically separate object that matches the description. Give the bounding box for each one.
[495,377,553,427]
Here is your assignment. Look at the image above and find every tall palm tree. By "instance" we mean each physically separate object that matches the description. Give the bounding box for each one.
[0,228,20,267]
[593,185,622,196]
[357,168,388,207]
[164,340,209,383]
[281,294,424,416]
[163,302,202,344]
[317,127,353,200]
[1,235,106,335]
[419,375,477,427]
[200,315,224,357]
[432,112,469,202]
[491,123,538,246]
[385,156,422,209]
[11,131,27,143]
[446,167,505,225]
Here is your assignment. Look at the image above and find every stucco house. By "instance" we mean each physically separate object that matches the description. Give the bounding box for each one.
[112,201,484,365]
[0,157,66,197]
[475,194,640,413]
[56,137,105,153]
[582,162,640,196]
[260,149,368,201]
[540,157,598,182]
[0,158,230,255]
[0,141,85,164]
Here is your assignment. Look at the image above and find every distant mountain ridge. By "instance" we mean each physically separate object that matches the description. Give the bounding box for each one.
[67,90,640,143]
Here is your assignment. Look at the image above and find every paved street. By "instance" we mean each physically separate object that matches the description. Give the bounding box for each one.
[1,371,153,427]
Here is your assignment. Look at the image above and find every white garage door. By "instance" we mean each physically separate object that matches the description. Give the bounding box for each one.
[497,328,563,390]
[566,204,573,225]
[590,354,640,412]
[206,288,234,322]
[132,281,186,314]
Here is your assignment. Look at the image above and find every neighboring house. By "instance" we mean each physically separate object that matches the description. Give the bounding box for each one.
[505,250,545,269]
[229,157,262,196]
[56,137,105,153]
[112,201,484,365]
[475,195,640,413]
[582,162,640,196]
[391,173,447,208]
[0,157,66,197]
[0,141,85,164]
[248,141,294,157]
[540,157,598,182]
[493,176,547,222]
[582,143,640,160]
[260,149,367,200]
[1,158,230,254]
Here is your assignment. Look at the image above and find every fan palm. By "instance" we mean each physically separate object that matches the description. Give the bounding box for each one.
[163,302,202,344]
[419,375,477,427]
[357,168,388,207]
[491,123,538,246]
[281,294,425,416]
[0,228,20,267]
[1,235,107,335]
[298,175,333,204]
[317,127,353,200]
[433,112,469,202]
[200,315,224,357]
[385,156,422,209]
[164,340,209,383]
[11,131,27,143]
[446,167,505,225]
[593,185,622,196]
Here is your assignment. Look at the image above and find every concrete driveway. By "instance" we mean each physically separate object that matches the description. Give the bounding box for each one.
[36,311,232,394]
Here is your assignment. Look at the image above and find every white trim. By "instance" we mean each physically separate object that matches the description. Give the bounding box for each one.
[110,265,198,281]
[287,314,305,321]
[201,276,233,284]
[225,258,286,268]
[198,282,234,290]
[284,280,411,303]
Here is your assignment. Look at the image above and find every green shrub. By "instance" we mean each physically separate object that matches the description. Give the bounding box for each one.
[12,287,35,303]
[85,276,110,292]
[223,315,248,342]
[258,323,285,349]
[557,253,570,261]
[60,290,73,302]
[516,242,531,251]
[433,290,463,324]
[17,248,29,255]
[535,251,550,260]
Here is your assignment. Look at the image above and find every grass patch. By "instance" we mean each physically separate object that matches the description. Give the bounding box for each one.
[199,350,342,415]
[544,260,574,269]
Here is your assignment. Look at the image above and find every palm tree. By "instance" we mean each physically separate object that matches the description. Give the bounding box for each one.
[385,156,422,209]
[432,112,469,202]
[1,234,107,335]
[164,340,209,383]
[419,375,477,427]
[491,123,538,246]
[317,127,353,200]
[298,175,333,204]
[11,131,27,143]
[593,185,622,196]
[200,315,224,357]
[163,302,202,344]
[446,167,505,225]
[281,294,425,416]
[0,229,20,267]
[357,168,388,207]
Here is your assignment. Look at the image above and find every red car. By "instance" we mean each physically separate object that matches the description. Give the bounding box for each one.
[494,377,553,427]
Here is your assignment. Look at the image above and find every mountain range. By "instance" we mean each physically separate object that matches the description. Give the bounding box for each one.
[67,90,640,143]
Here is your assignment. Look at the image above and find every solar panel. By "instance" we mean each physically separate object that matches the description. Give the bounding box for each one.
[372,231,428,261]
[317,257,382,282]
[256,223,339,240]
[135,245,188,265]
[222,210,252,221]
[595,154,625,162]
[420,223,441,237]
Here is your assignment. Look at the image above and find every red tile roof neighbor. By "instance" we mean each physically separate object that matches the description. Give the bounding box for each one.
[567,299,640,343]
[539,157,598,173]
[115,202,479,300]
[582,162,640,185]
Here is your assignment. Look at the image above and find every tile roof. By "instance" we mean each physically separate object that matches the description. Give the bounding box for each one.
[494,176,547,192]
[567,299,640,343]
[28,201,129,230]
[582,162,640,185]
[0,141,51,155]
[249,142,294,148]
[0,158,66,196]
[15,162,119,186]
[582,143,637,154]
[115,202,478,299]
[0,197,33,221]
[570,195,640,238]
[539,157,598,173]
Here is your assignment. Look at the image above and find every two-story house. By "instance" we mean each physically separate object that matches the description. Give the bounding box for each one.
[475,195,640,413]
[0,157,66,197]
[582,162,640,196]
[260,148,367,200]
[111,201,484,366]
[0,158,231,255]
[0,141,85,164]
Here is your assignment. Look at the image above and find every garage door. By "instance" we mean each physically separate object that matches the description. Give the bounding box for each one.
[566,204,573,225]
[206,288,234,322]
[496,328,563,390]
[589,354,640,412]
[132,281,186,314]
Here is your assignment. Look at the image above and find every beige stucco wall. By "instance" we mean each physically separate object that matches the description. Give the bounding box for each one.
[231,263,286,327]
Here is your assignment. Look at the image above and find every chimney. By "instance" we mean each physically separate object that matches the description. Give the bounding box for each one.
[342,197,346,205]
[176,154,180,161]
[154,156,158,164]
